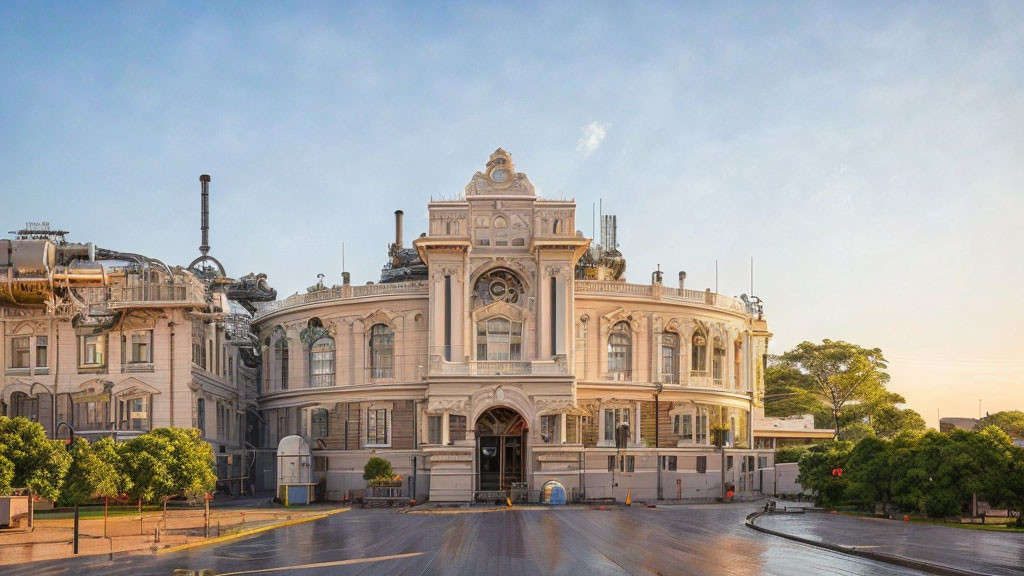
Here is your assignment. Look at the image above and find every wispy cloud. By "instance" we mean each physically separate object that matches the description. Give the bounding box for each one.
[576,121,610,156]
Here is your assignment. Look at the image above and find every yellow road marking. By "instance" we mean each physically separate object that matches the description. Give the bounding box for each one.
[157,508,350,555]
[215,552,425,575]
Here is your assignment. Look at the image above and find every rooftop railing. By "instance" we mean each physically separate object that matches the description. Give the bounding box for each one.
[574,281,748,314]
[254,280,429,320]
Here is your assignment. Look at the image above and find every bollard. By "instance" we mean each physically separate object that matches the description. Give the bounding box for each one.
[73,505,80,555]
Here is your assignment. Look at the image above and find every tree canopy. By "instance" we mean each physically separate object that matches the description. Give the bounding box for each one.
[0,416,72,501]
[975,411,1024,440]
[58,437,122,506]
[766,340,925,439]
[119,427,216,503]
[797,427,1024,519]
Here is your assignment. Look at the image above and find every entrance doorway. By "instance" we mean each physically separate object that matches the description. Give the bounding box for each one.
[476,407,526,491]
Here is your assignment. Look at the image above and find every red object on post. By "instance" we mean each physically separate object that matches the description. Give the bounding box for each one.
[204,493,213,501]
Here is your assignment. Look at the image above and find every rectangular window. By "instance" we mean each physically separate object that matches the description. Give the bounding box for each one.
[131,330,152,363]
[696,455,707,474]
[78,334,107,368]
[35,336,48,368]
[427,415,442,444]
[197,398,206,436]
[603,407,631,444]
[120,396,148,431]
[607,455,616,472]
[662,456,677,471]
[681,414,693,442]
[449,415,467,442]
[695,413,707,445]
[727,455,734,471]
[541,414,559,444]
[367,408,389,446]
[625,455,635,473]
[312,408,329,439]
[757,456,768,470]
[10,336,30,368]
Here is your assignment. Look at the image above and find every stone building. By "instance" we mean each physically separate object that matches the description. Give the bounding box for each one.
[0,177,276,492]
[253,149,775,502]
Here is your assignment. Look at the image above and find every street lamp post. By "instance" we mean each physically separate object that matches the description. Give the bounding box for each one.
[29,382,56,438]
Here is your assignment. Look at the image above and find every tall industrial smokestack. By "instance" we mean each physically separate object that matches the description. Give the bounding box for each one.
[199,175,211,256]
[394,210,404,249]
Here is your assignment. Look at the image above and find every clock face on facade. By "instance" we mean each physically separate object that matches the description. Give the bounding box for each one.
[491,168,508,182]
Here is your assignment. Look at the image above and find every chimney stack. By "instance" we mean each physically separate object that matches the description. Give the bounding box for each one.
[199,175,211,256]
[394,210,404,249]
[678,271,687,290]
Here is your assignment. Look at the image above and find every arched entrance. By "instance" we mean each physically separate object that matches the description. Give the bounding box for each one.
[476,406,527,491]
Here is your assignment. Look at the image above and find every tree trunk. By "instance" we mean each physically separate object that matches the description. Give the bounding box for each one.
[832,409,840,440]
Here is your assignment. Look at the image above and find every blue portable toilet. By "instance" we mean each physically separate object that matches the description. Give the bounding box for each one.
[540,480,566,505]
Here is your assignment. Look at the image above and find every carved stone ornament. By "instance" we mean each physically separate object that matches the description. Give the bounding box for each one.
[601,307,640,334]
[361,308,398,329]
[9,319,49,335]
[465,149,536,197]
[299,324,330,347]
[534,397,573,413]
[473,268,526,305]
[427,398,468,414]
[543,265,567,280]
[121,310,164,331]
[472,299,528,323]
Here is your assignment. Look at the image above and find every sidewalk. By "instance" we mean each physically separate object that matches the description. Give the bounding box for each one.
[0,503,345,565]
[750,510,1024,576]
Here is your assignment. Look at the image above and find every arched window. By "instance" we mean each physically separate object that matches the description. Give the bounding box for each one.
[712,337,725,384]
[691,329,707,373]
[310,336,335,387]
[369,324,394,379]
[493,216,509,246]
[661,333,679,384]
[476,317,523,361]
[607,322,632,378]
[273,329,289,391]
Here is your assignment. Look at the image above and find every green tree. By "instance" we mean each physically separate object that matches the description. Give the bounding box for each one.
[871,405,927,439]
[1007,446,1024,527]
[0,416,71,501]
[58,438,122,506]
[779,340,890,439]
[763,356,821,418]
[845,436,895,513]
[896,428,1014,518]
[774,444,812,464]
[119,428,215,504]
[796,440,853,508]
[363,456,395,484]
[975,411,1024,440]
[0,451,14,494]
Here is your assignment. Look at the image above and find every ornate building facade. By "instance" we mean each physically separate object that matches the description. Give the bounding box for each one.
[1,178,276,491]
[253,149,775,502]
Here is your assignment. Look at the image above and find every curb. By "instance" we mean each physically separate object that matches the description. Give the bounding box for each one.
[745,511,985,576]
[155,508,350,555]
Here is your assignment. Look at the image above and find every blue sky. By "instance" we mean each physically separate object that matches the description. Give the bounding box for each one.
[2,1,1022,426]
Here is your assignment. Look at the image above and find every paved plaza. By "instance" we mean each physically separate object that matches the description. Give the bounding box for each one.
[2,503,946,576]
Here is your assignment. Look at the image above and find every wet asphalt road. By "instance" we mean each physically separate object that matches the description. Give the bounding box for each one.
[757,512,1024,575]
[10,504,935,576]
